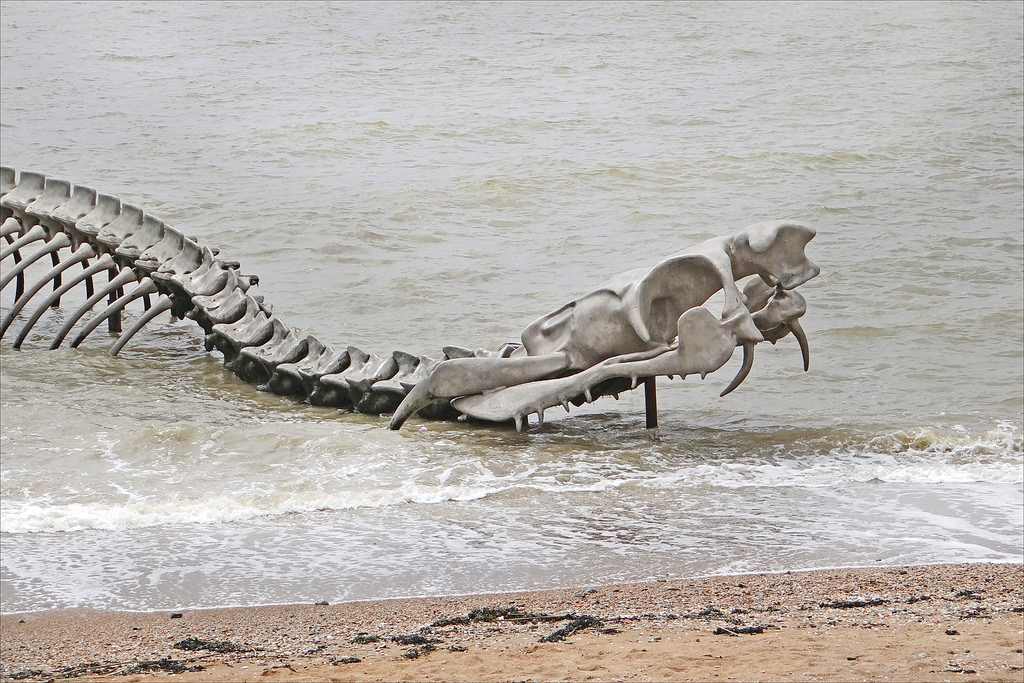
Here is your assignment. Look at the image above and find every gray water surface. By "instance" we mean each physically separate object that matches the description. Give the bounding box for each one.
[1,1,1022,612]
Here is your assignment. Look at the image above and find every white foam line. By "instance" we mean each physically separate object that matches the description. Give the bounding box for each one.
[2,559,1020,617]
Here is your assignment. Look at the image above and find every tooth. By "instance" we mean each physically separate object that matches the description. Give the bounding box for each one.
[514,414,524,433]
[720,341,755,397]
[12,255,115,348]
[562,399,570,413]
[786,319,810,371]
[630,376,639,389]
[536,408,544,426]
[50,268,138,348]
[584,387,593,402]
[70,277,158,349]
[110,295,174,356]
[0,243,95,338]
[0,232,71,291]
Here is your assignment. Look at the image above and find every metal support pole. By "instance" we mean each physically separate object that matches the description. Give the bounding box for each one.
[644,376,658,429]
[81,258,95,298]
[106,269,123,333]
[2,233,25,299]
[49,250,62,306]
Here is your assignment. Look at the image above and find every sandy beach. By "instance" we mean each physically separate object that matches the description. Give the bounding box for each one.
[2,563,1021,682]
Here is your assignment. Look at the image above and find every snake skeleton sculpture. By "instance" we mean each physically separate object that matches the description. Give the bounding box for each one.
[0,165,820,432]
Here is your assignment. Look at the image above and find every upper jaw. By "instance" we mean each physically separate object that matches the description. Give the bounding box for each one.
[778,261,821,290]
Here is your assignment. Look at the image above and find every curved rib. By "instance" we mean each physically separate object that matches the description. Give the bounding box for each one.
[786,319,810,372]
[0,232,70,290]
[2,233,25,299]
[0,224,46,261]
[1,217,23,238]
[0,243,95,338]
[12,255,115,348]
[70,278,158,348]
[110,295,173,356]
[719,341,755,397]
[50,267,138,349]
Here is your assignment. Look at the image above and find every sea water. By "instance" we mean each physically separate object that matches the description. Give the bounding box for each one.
[1,1,1021,612]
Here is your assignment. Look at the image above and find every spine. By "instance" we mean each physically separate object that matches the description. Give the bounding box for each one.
[0,165,466,420]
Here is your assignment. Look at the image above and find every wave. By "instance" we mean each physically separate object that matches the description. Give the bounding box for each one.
[0,482,498,535]
[1,422,1019,535]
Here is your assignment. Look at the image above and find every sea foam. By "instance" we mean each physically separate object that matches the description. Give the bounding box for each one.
[1,422,1019,535]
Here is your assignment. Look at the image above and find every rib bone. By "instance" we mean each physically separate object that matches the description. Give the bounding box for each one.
[0,224,46,260]
[110,295,174,356]
[50,267,138,349]
[70,278,158,348]
[2,216,25,238]
[1,232,71,290]
[12,255,115,348]
[0,243,95,338]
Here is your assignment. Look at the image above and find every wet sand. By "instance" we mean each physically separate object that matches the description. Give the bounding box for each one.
[2,563,1022,682]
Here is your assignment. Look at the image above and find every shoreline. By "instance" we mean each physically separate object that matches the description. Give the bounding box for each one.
[5,559,1021,618]
[2,562,1022,681]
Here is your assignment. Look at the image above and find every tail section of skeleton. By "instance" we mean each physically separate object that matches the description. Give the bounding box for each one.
[0,166,499,423]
